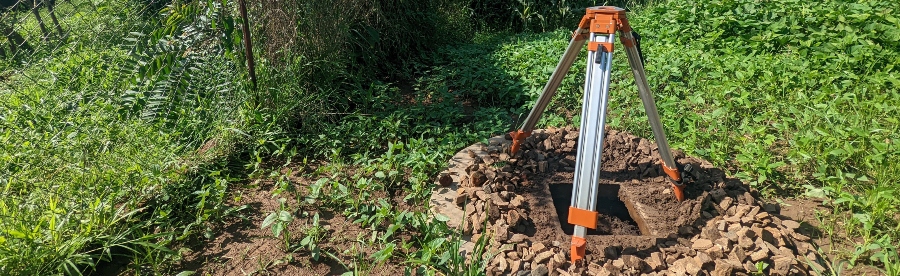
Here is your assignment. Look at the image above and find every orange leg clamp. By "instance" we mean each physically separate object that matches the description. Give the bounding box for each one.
[567,207,598,229]
[508,130,531,155]
[571,236,587,262]
[661,161,685,201]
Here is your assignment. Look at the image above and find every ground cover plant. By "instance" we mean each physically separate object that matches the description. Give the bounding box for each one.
[0,0,898,274]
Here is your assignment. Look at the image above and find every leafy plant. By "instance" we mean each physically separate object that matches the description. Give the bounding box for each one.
[261,198,294,250]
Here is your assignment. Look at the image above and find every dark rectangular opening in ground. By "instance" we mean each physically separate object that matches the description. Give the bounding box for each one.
[549,183,642,235]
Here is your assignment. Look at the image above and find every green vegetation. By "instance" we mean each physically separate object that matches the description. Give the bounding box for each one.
[1,0,898,275]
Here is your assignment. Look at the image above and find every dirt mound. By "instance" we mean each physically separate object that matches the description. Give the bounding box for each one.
[431,127,826,276]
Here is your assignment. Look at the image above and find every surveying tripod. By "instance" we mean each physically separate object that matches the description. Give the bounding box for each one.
[507,7,685,262]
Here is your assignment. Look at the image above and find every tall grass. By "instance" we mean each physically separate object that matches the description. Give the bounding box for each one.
[0,1,252,274]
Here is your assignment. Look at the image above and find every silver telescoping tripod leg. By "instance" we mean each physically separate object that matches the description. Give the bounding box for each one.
[508,28,589,154]
[569,32,615,255]
[620,31,685,199]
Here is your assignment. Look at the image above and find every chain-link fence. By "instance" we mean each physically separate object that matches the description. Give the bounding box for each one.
[1,0,253,274]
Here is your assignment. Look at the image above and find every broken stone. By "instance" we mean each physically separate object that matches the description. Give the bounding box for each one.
[706,245,724,259]
[782,220,801,229]
[727,223,743,232]
[739,228,758,239]
[719,197,734,210]
[475,190,490,201]
[531,264,549,276]
[744,260,758,273]
[510,195,525,209]
[731,247,747,263]
[486,265,498,276]
[692,239,714,250]
[511,260,524,274]
[534,251,554,264]
[472,214,484,233]
[552,253,566,269]
[743,192,757,206]
[714,238,731,250]
[678,225,694,235]
[694,252,713,268]
[587,262,606,276]
[760,227,778,245]
[790,230,811,242]
[710,188,727,202]
[510,233,527,244]
[509,251,521,260]
[725,231,739,242]
[471,170,487,187]
[669,259,688,275]
[487,198,501,220]
[604,246,620,259]
[684,258,702,275]
[494,223,509,242]
[508,210,522,226]
[483,183,494,194]
[499,254,510,272]
[455,188,468,205]
[734,205,752,217]
[712,260,734,276]
[665,254,678,265]
[646,252,666,271]
[439,173,453,187]
[746,206,761,219]
[532,242,548,254]
[493,194,510,209]
[612,259,625,270]
[621,255,645,270]
[738,237,755,250]
[750,250,768,262]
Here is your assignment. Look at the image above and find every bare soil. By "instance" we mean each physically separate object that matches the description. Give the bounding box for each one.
[174,169,408,276]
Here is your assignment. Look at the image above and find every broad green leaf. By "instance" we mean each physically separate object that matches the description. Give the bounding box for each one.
[261,213,277,229]
[278,210,292,222]
[434,213,450,222]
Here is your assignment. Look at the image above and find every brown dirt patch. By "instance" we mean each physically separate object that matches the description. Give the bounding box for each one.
[174,173,408,275]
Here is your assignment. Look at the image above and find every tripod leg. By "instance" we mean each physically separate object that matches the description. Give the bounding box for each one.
[510,28,589,154]
[568,33,615,263]
[619,31,685,201]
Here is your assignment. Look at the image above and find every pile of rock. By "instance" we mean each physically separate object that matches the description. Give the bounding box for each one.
[446,127,824,275]
[581,193,825,276]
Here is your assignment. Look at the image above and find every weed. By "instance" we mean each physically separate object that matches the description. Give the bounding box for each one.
[261,198,293,250]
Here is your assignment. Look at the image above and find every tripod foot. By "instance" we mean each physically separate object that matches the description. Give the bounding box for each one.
[570,236,586,262]
[508,130,531,155]
[672,183,686,201]
[661,161,685,201]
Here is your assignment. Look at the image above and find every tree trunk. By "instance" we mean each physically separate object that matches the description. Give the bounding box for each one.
[47,0,65,38]
[32,0,51,41]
